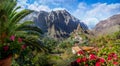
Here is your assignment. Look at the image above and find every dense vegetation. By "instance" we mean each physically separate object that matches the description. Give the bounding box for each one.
[0,0,120,66]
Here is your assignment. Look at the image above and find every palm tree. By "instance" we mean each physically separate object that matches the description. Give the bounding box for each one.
[0,0,44,51]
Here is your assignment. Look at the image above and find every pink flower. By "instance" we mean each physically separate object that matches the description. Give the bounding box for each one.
[95,62,101,66]
[89,54,97,60]
[76,58,82,63]
[21,44,27,50]
[113,54,118,60]
[99,58,105,63]
[108,53,116,57]
[113,62,118,65]
[3,45,9,52]
[113,53,117,57]
[18,38,22,43]
[10,35,15,41]
[108,53,118,61]
[108,56,112,61]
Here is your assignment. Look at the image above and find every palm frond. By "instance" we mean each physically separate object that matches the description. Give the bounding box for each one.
[10,9,32,25]
[0,0,45,51]
[7,21,34,36]
[17,25,43,34]
[9,6,21,18]
[23,37,46,52]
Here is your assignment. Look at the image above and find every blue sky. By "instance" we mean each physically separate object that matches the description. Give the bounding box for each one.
[17,0,120,29]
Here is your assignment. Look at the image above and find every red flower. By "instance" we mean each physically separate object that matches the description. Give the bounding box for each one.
[99,58,105,63]
[108,56,112,61]
[85,64,88,66]
[10,35,15,41]
[113,54,118,60]
[77,50,84,55]
[21,44,27,49]
[18,38,22,43]
[113,62,118,65]
[3,45,9,52]
[108,53,118,61]
[82,57,87,62]
[108,53,116,57]
[95,62,101,66]
[89,54,97,60]
[76,58,82,63]
[113,53,117,57]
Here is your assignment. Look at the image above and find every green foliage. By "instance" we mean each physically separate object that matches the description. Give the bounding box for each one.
[42,37,58,53]
[59,40,73,49]
[0,0,46,66]
[0,0,44,51]
[1,1,119,66]
[68,31,120,66]
[12,52,50,66]
[112,31,120,39]
[89,31,119,46]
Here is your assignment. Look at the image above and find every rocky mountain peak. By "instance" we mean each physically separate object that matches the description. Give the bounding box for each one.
[22,10,88,40]
[93,14,120,36]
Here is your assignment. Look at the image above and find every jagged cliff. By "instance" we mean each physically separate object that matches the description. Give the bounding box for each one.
[21,10,88,39]
[93,14,120,36]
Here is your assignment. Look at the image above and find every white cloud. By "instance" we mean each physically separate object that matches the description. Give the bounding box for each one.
[17,1,120,29]
[27,2,67,12]
[73,2,88,19]
[73,3,120,29]
[27,2,51,12]
[53,7,66,11]
[17,0,77,11]
[17,0,51,12]
[17,0,28,9]
[83,18,99,25]
[17,0,66,12]
[35,0,76,6]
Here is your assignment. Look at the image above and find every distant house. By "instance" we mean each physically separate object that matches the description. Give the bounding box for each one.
[73,34,83,43]
[72,45,95,54]
[72,46,82,54]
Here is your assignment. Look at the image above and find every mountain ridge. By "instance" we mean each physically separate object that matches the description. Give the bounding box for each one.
[21,10,88,40]
[93,14,120,36]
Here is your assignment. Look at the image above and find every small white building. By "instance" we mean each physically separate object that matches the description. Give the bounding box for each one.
[72,46,82,54]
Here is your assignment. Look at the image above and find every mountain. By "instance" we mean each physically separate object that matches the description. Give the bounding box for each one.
[93,14,120,36]
[21,10,88,40]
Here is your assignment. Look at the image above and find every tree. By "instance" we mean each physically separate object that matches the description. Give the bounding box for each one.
[0,0,44,51]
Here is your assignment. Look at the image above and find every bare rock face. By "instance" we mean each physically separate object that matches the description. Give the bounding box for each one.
[94,14,120,36]
[22,10,88,39]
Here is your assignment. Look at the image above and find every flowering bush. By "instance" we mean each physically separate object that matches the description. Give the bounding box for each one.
[71,50,120,66]
[0,35,28,59]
